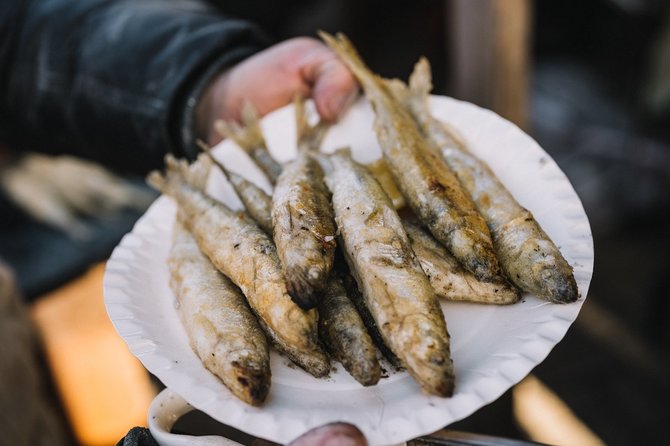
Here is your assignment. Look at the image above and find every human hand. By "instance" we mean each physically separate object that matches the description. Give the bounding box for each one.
[251,422,367,446]
[196,37,358,146]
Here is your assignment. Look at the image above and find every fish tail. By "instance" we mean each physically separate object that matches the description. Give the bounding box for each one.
[196,139,231,185]
[214,101,265,152]
[166,154,190,181]
[398,58,431,118]
[332,146,352,158]
[166,153,209,190]
[146,170,166,193]
[294,94,309,145]
[384,78,411,106]
[318,31,379,92]
[408,57,433,99]
[295,94,330,152]
[408,58,468,150]
[239,101,266,147]
[146,154,186,195]
[188,153,213,191]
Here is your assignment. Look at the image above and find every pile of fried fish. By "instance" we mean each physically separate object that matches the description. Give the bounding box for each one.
[147,32,578,406]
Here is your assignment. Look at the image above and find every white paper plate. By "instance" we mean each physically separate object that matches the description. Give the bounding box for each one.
[104,96,594,445]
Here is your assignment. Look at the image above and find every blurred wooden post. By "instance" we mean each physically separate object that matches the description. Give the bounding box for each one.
[30,263,157,445]
[447,0,531,129]
[0,260,71,445]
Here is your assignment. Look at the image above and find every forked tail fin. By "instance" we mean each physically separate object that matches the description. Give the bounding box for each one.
[407,57,468,151]
[183,149,213,191]
[384,77,411,107]
[214,101,266,152]
[294,95,330,153]
[146,170,165,194]
[408,57,433,100]
[318,31,380,93]
[196,139,231,184]
[146,154,190,195]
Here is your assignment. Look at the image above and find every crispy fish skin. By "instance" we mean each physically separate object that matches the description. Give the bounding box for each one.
[148,156,330,377]
[215,102,283,184]
[320,32,500,282]
[365,158,406,210]
[272,156,337,309]
[204,147,380,385]
[403,59,578,303]
[226,172,274,235]
[339,268,402,368]
[404,221,519,305]
[169,222,271,405]
[198,143,274,235]
[323,149,454,397]
[318,273,381,386]
[271,99,337,310]
[294,95,331,154]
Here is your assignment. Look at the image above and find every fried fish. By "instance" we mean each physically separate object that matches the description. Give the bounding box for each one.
[404,221,519,305]
[169,222,271,405]
[399,58,578,303]
[271,97,337,309]
[320,31,501,282]
[317,272,381,386]
[322,148,454,396]
[197,141,274,235]
[149,156,330,377]
[215,102,283,184]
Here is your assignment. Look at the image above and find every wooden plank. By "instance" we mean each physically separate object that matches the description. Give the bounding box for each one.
[447,0,531,129]
[0,261,71,445]
[30,263,156,445]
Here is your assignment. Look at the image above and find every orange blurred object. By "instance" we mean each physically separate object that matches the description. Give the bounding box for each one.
[31,263,156,445]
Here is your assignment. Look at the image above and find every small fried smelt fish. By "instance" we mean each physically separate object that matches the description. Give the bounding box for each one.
[272,96,337,310]
[169,222,271,405]
[184,153,214,191]
[402,58,578,303]
[339,267,402,369]
[198,146,378,385]
[365,158,405,210]
[148,156,330,377]
[215,102,283,184]
[320,32,501,282]
[318,273,381,386]
[322,148,454,397]
[197,141,273,235]
[404,221,519,305]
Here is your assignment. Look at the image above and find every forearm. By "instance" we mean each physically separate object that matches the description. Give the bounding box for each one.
[0,0,268,174]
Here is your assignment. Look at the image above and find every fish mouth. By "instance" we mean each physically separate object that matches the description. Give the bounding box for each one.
[230,360,271,406]
[286,267,329,310]
[287,280,321,310]
[540,268,579,304]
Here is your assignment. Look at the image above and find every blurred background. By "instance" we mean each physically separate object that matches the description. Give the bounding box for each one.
[1,0,669,444]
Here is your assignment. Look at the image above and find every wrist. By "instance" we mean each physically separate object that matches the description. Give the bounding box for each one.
[194,74,217,145]
[196,69,237,146]
[175,45,263,159]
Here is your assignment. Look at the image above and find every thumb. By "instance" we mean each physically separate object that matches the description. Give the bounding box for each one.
[286,422,367,446]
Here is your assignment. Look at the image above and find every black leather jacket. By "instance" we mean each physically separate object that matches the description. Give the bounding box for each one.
[0,0,269,173]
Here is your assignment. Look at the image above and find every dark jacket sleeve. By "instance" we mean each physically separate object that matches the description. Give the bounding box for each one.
[0,0,269,174]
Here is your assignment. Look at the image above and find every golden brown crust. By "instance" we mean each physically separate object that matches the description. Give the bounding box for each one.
[404,221,520,305]
[151,156,330,377]
[169,223,271,405]
[271,98,337,310]
[324,149,454,397]
[320,32,501,282]
[403,59,578,303]
[317,273,381,386]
